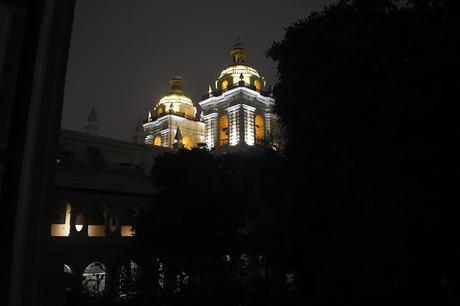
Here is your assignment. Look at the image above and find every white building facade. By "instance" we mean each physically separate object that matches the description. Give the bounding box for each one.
[143,75,205,149]
[199,42,277,150]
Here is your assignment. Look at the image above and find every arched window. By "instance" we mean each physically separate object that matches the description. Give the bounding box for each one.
[255,114,265,142]
[183,136,192,149]
[254,79,261,91]
[222,80,229,91]
[220,115,229,145]
[109,216,118,233]
[82,262,107,297]
[64,263,73,275]
[117,260,139,301]
[154,136,161,146]
[63,263,74,293]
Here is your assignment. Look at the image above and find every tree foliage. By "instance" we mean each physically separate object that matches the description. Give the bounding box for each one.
[267,0,460,304]
[134,148,294,305]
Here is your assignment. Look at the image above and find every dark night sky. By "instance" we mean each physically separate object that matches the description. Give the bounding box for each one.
[62,0,335,141]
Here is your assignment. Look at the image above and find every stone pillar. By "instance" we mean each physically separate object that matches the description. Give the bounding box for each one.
[243,104,256,145]
[227,104,241,146]
[203,113,218,149]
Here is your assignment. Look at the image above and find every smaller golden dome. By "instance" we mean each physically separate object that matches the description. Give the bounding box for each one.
[156,73,196,118]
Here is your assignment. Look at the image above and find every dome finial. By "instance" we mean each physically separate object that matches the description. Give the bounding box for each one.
[231,37,246,64]
[169,70,183,94]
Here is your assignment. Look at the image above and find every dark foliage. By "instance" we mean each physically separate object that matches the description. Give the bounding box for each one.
[133,148,296,305]
[267,0,460,305]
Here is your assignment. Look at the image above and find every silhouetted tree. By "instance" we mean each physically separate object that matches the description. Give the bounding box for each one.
[134,148,296,305]
[268,0,459,305]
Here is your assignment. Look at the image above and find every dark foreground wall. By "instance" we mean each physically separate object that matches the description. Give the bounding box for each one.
[0,1,76,306]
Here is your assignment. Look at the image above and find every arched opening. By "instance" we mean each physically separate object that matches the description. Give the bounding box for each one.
[220,115,229,145]
[157,106,163,115]
[154,135,161,146]
[82,262,107,297]
[254,79,261,91]
[64,264,73,275]
[222,80,229,91]
[116,260,139,301]
[63,263,74,294]
[75,214,85,232]
[183,136,192,149]
[109,216,118,233]
[255,114,265,142]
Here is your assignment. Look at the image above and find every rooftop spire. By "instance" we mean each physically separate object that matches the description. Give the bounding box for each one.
[88,106,98,122]
[174,126,183,142]
[231,38,246,64]
[83,106,99,136]
[134,116,142,131]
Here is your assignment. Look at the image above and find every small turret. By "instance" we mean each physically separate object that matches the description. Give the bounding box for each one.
[82,106,99,136]
[172,127,184,149]
[132,116,145,144]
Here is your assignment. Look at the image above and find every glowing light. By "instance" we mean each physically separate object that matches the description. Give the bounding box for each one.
[158,94,193,106]
[75,213,85,232]
[222,80,229,91]
[219,65,260,79]
[183,136,192,149]
[219,115,229,145]
[254,79,261,91]
[121,226,134,237]
[255,114,265,141]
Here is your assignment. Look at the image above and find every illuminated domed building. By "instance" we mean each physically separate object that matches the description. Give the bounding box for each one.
[143,41,279,151]
[199,41,277,149]
[143,75,205,149]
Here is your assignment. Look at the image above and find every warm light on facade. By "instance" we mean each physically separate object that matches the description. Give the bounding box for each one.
[50,203,71,236]
[183,136,192,149]
[255,114,265,141]
[121,226,134,237]
[222,80,229,91]
[254,79,261,91]
[219,115,229,145]
[88,225,105,237]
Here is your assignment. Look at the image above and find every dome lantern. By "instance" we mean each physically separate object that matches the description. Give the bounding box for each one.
[230,38,246,64]
[169,72,184,95]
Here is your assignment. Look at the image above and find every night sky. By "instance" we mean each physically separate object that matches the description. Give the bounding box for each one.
[62,0,335,141]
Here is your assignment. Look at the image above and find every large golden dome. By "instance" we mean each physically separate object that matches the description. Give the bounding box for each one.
[215,40,265,92]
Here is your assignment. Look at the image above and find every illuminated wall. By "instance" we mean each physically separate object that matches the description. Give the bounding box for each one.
[51,202,136,238]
